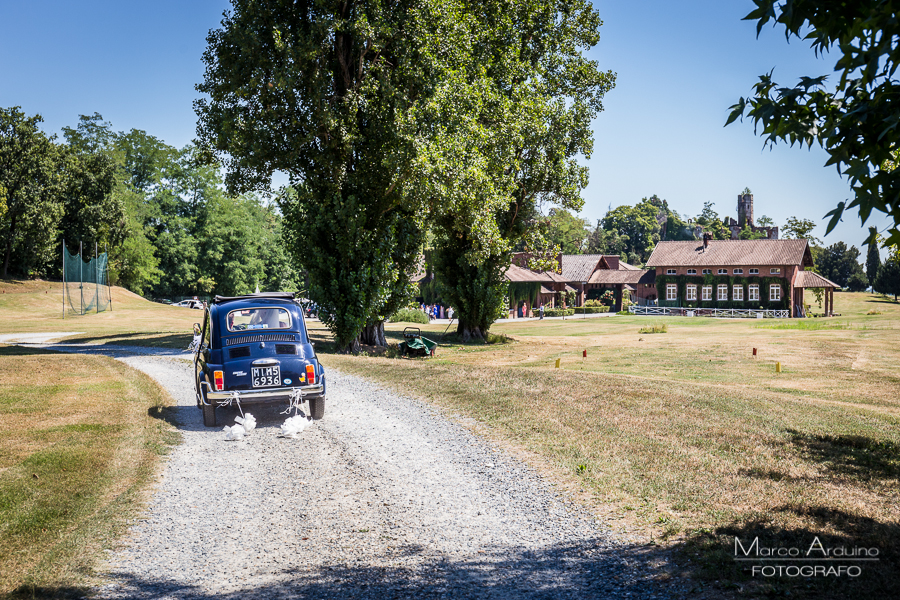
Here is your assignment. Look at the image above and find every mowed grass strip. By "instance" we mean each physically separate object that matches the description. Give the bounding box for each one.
[0,346,179,598]
[325,345,900,597]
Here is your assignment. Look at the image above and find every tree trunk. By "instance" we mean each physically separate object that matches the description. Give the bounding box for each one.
[359,320,387,347]
[3,214,16,278]
[339,338,361,355]
[456,320,486,343]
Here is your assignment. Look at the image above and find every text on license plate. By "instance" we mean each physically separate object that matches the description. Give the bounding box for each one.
[252,366,281,387]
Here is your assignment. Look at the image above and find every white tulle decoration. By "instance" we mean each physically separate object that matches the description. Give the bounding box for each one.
[280,415,310,438]
[234,413,256,433]
[223,424,246,441]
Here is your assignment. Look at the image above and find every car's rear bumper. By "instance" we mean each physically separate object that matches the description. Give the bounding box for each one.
[203,383,324,404]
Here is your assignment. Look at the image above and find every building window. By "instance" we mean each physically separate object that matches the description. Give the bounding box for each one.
[687,284,697,300]
[771,268,781,274]
[666,284,677,301]
[687,269,697,275]
[770,284,781,301]
[718,284,728,301]
[749,284,760,301]
[733,285,744,301]
[702,269,712,275]
[749,268,759,275]
[733,268,743,274]
[702,285,712,301]
[718,269,728,275]
[667,269,677,275]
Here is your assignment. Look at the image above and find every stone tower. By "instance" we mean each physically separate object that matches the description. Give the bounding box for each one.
[737,193,754,228]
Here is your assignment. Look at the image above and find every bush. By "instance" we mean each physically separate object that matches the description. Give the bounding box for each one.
[574,306,610,314]
[584,299,604,307]
[390,308,429,324]
[544,308,575,317]
[638,323,667,334]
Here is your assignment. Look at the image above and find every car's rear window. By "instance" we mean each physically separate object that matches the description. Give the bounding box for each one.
[226,307,292,332]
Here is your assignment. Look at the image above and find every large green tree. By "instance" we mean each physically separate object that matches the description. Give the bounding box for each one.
[601,198,662,262]
[427,0,614,340]
[728,0,900,245]
[817,241,867,289]
[544,209,591,254]
[196,0,457,351]
[866,225,882,290]
[695,201,730,240]
[0,107,65,278]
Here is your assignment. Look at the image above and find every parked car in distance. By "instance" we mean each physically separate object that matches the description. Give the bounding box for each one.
[173,299,204,309]
[194,292,326,427]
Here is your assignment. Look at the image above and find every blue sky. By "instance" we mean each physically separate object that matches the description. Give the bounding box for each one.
[0,0,891,252]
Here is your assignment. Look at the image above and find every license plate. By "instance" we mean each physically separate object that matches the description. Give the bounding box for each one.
[251,366,281,387]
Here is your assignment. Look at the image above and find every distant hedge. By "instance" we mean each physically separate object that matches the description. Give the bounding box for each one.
[545,308,575,317]
[390,308,430,324]
[574,306,610,314]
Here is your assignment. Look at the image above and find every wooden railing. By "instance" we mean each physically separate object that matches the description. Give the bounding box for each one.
[630,306,789,319]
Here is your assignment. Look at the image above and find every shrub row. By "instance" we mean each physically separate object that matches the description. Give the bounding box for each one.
[389,308,430,324]
[574,306,610,314]
[544,308,575,317]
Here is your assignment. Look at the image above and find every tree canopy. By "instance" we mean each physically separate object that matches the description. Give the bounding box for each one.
[728,0,900,245]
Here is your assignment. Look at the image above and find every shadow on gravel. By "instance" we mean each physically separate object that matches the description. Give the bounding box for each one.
[23,540,683,600]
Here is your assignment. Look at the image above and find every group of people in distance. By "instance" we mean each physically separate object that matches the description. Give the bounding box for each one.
[421,303,453,321]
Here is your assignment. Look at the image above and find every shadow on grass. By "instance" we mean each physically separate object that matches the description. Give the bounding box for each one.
[0,345,63,357]
[60,332,191,349]
[8,538,678,600]
[681,505,899,599]
[786,429,900,480]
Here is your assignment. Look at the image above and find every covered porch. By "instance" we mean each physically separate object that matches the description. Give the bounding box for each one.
[793,271,841,317]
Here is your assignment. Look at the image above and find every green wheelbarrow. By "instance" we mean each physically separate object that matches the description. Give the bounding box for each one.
[398,327,437,358]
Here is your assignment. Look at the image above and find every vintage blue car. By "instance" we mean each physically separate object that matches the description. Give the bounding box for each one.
[194,292,326,427]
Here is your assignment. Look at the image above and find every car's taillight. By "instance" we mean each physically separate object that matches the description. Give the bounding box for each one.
[306,364,316,385]
[214,370,224,391]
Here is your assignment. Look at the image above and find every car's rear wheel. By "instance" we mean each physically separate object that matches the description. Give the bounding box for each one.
[202,401,217,427]
[308,396,325,420]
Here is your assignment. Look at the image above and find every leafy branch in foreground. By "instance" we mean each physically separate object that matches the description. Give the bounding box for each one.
[727,0,900,246]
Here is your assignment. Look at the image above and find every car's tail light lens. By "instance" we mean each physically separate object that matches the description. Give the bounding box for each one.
[306,364,316,385]
[214,370,224,391]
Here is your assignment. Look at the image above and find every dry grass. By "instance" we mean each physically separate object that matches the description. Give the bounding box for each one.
[0,345,179,597]
[0,279,199,343]
[320,292,900,598]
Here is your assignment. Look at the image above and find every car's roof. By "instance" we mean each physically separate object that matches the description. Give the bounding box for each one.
[213,292,297,305]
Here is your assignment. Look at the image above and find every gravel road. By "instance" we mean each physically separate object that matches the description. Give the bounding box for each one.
[31,345,682,599]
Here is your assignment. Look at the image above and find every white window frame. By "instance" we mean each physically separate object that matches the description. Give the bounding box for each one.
[770,284,781,301]
[702,269,712,275]
[733,285,744,301]
[666,284,677,301]
[770,268,781,274]
[749,284,760,301]
[686,284,697,300]
[717,284,728,301]
[687,269,697,275]
[749,268,759,275]
[701,285,712,301]
[718,269,728,275]
[733,268,743,274]
[667,269,677,275]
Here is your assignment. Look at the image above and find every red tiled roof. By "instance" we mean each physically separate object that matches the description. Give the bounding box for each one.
[504,264,568,283]
[795,270,840,289]
[588,269,654,285]
[645,239,813,268]
[561,254,604,281]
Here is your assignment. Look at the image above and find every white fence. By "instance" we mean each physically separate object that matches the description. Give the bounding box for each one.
[631,306,789,319]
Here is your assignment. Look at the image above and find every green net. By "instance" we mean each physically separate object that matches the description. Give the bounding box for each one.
[64,244,111,316]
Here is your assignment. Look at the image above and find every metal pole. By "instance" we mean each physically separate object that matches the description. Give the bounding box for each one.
[95,242,99,314]
[62,240,66,319]
[79,241,84,315]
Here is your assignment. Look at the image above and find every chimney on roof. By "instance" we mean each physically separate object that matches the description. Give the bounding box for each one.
[703,232,712,250]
